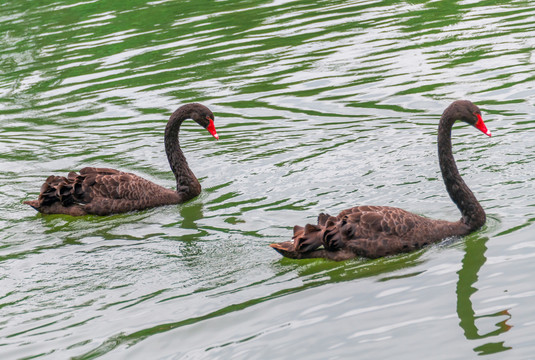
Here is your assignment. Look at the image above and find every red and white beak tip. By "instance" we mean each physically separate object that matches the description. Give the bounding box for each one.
[206,118,219,140]
[475,114,492,137]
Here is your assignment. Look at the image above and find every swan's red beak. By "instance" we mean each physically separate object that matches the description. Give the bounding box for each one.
[474,113,491,137]
[206,118,219,140]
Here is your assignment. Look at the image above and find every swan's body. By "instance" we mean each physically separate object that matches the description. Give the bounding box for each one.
[270,100,492,260]
[24,103,218,216]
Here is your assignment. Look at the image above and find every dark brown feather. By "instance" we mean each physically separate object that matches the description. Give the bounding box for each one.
[24,167,181,216]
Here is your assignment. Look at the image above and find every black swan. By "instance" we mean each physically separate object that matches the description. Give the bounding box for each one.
[23,103,219,216]
[270,100,492,260]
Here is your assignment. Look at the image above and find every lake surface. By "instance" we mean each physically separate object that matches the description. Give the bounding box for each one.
[1,0,534,359]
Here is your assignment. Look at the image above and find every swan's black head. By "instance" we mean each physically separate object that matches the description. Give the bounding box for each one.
[181,103,218,139]
[446,100,491,137]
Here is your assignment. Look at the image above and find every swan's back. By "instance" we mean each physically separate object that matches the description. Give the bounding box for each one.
[271,205,470,260]
[24,167,180,216]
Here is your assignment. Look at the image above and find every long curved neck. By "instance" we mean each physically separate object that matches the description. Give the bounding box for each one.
[438,111,485,231]
[165,108,201,201]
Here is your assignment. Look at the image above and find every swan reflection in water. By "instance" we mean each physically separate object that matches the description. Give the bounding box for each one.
[457,235,512,355]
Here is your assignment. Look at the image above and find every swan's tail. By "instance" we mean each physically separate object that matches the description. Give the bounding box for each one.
[23,172,87,214]
[270,212,342,259]
[22,200,40,210]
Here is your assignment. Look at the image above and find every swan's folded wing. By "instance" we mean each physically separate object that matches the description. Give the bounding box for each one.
[83,171,174,201]
[328,206,426,258]
[341,206,419,238]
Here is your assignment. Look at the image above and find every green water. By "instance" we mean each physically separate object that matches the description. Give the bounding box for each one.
[1,0,534,359]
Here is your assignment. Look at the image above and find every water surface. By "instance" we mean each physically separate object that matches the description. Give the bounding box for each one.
[1,0,534,359]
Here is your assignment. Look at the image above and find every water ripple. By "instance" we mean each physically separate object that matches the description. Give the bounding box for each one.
[1,0,534,359]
